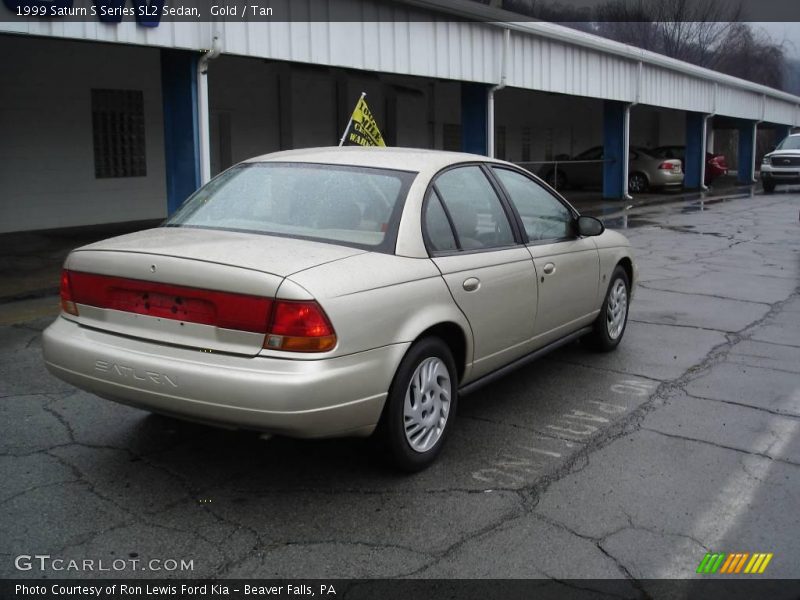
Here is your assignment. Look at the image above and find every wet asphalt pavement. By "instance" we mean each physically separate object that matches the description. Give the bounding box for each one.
[0,191,798,593]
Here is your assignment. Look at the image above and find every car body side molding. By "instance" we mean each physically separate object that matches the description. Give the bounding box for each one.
[459,325,593,396]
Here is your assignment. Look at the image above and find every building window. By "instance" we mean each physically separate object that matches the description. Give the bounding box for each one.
[91,89,146,178]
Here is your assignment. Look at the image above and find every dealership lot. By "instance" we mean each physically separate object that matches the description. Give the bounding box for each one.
[0,192,798,588]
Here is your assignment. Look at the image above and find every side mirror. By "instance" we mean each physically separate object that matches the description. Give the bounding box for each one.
[577,215,604,237]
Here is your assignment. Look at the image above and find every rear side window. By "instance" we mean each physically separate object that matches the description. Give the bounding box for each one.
[166,163,416,251]
[432,166,515,250]
[493,168,573,242]
[424,194,458,252]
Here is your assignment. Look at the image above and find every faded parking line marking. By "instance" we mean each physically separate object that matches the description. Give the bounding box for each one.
[471,378,656,486]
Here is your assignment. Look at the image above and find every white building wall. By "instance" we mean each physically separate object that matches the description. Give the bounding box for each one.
[716,87,765,120]
[0,35,166,233]
[4,0,798,126]
[508,35,636,103]
[638,65,715,114]
[764,96,798,126]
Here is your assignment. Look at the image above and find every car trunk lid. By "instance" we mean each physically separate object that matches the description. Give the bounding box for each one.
[64,227,364,356]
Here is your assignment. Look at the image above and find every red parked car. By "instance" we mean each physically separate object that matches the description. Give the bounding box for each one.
[652,146,728,185]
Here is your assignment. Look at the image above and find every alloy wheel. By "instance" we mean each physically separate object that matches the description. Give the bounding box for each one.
[629,173,647,193]
[403,357,452,453]
[606,278,628,340]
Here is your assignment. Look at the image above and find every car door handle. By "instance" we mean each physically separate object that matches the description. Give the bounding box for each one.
[543,263,556,275]
[462,277,481,292]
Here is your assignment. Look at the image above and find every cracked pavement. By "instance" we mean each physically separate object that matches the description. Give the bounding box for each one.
[0,192,798,591]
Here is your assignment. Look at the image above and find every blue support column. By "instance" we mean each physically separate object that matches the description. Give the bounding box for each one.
[773,124,791,147]
[461,83,488,155]
[737,121,756,184]
[161,49,201,215]
[603,101,627,199]
[684,112,706,189]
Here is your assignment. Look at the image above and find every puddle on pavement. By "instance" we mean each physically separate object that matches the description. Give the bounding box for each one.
[597,189,763,230]
[600,216,660,229]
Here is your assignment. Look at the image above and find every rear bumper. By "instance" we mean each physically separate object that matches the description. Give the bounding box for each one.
[650,171,684,187]
[43,317,409,438]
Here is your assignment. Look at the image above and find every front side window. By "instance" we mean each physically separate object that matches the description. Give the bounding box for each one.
[432,166,515,250]
[166,163,415,250]
[493,168,573,242]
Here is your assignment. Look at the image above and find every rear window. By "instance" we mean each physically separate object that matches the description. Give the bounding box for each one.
[166,162,416,250]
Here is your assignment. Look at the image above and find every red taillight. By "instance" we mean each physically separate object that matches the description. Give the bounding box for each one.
[65,270,272,333]
[265,300,337,352]
[59,270,78,316]
[658,161,677,170]
[61,270,337,352]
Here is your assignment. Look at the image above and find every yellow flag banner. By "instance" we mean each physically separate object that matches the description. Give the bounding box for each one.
[340,94,386,147]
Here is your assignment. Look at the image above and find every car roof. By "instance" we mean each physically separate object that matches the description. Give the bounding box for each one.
[245,146,509,177]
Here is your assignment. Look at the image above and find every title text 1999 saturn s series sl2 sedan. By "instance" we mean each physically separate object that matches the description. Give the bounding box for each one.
[43,147,637,471]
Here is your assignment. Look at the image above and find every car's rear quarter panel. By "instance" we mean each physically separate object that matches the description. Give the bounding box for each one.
[286,252,474,376]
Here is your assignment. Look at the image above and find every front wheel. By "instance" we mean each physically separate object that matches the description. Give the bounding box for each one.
[378,337,457,472]
[762,179,776,193]
[585,266,630,352]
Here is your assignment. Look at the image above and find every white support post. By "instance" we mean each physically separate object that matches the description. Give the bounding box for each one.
[197,36,220,185]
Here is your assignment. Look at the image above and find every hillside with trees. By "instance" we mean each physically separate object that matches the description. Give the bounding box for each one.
[476,0,789,91]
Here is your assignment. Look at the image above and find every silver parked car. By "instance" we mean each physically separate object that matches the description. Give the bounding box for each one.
[43,148,637,470]
[540,146,684,193]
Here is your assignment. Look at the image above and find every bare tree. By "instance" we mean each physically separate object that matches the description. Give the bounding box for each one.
[466,0,787,89]
[592,0,661,52]
[588,0,785,89]
[712,23,786,88]
[655,0,741,64]
[593,0,741,65]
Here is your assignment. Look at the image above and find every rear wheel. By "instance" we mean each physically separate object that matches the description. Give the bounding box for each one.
[378,337,457,472]
[763,179,776,193]
[628,172,649,194]
[585,266,630,352]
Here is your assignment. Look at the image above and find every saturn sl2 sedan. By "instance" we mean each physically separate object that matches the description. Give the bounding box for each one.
[43,147,636,471]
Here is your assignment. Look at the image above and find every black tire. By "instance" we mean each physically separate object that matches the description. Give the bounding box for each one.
[585,266,630,352]
[763,179,776,193]
[545,169,567,190]
[628,172,649,194]
[377,337,458,472]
